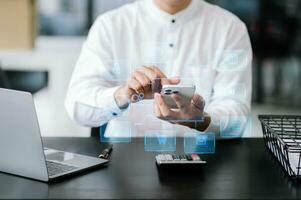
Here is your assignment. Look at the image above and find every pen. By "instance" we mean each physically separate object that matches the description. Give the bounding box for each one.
[98,144,113,160]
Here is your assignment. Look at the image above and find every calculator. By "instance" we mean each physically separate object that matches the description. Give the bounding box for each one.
[155,154,207,166]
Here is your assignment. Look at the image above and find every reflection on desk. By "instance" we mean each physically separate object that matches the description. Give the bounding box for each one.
[0,137,300,199]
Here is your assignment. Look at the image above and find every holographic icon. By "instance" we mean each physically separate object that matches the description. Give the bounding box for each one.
[220,116,249,138]
[217,50,248,72]
[213,83,248,104]
[141,41,174,64]
[230,83,247,102]
[189,52,211,72]
[144,130,176,152]
[184,132,215,154]
[112,61,121,76]
[109,59,132,81]
[196,134,208,146]
[157,135,168,145]
[101,120,132,143]
[142,114,174,131]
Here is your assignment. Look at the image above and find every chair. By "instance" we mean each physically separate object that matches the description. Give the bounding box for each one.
[91,124,107,139]
[0,62,10,88]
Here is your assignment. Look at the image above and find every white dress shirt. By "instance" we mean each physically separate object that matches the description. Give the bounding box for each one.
[65,0,252,137]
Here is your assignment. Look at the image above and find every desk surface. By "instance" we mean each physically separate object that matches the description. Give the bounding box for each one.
[0,138,300,199]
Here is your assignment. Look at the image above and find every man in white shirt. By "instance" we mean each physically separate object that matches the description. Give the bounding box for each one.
[65,0,252,137]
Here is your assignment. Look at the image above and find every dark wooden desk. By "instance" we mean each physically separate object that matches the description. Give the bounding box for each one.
[0,138,299,199]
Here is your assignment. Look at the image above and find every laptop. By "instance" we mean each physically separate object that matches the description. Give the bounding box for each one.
[0,88,108,182]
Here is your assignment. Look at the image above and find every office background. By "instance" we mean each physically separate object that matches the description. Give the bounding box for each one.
[0,0,300,137]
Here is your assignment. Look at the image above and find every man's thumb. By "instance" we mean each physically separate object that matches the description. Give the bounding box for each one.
[160,77,180,85]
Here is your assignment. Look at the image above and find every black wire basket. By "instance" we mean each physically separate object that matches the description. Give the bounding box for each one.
[258,115,301,180]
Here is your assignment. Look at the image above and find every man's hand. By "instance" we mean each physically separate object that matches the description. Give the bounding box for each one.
[114,66,180,109]
[154,93,211,131]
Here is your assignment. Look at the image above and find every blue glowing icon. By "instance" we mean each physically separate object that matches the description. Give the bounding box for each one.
[217,50,248,71]
[141,41,173,64]
[184,132,215,154]
[144,130,176,152]
[231,84,247,103]
[196,135,208,146]
[101,120,132,143]
[113,61,121,76]
[109,59,132,81]
[220,116,249,138]
[157,135,168,145]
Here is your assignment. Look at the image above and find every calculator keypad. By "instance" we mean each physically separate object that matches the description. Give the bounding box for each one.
[156,154,206,165]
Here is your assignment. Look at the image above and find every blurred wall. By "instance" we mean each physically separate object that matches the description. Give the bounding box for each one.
[1,0,300,137]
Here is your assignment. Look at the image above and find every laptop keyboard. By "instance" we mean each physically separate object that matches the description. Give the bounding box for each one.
[46,160,78,177]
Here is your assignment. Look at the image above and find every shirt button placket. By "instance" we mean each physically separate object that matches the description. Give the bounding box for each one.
[169,18,176,48]
[167,18,177,74]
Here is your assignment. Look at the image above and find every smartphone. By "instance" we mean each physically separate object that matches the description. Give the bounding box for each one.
[160,84,195,109]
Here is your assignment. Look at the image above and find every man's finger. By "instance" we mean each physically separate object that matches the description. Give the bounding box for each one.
[149,65,179,85]
[139,66,167,94]
[138,66,159,81]
[161,77,181,85]
[171,93,190,110]
[128,77,144,94]
[133,71,151,94]
[153,101,162,118]
[149,66,166,79]
[154,93,179,119]
[127,88,139,102]
[191,93,205,110]
[151,78,162,94]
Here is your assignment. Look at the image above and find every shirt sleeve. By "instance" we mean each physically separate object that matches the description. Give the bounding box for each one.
[205,19,253,137]
[65,16,124,127]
